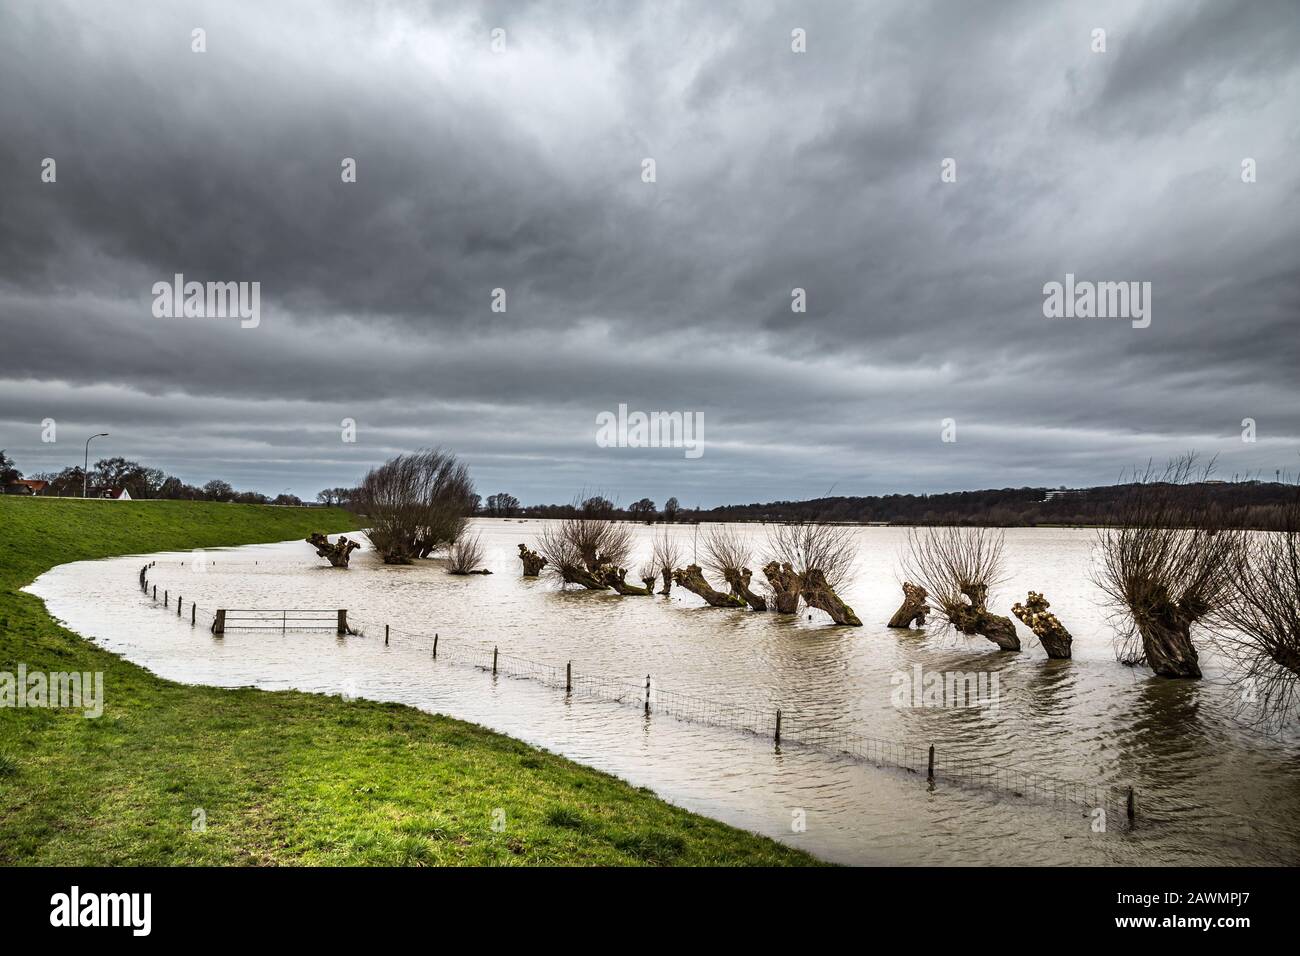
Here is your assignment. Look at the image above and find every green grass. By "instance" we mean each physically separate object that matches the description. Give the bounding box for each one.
[0,497,819,866]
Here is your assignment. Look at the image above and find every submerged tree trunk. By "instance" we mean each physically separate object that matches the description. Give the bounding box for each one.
[641,575,658,593]
[1011,591,1073,659]
[673,564,746,608]
[659,568,673,595]
[307,533,361,568]
[949,583,1020,651]
[762,561,802,614]
[517,544,547,577]
[887,582,930,628]
[1137,603,1202,678]
[723,567,767,611]
[559,565,610,591]
[800,569,862,626]
[601,565,652,595]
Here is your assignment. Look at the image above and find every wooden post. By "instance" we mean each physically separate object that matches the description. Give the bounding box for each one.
[177,595,182,616]
[385,624,389,646]
[566,661,572,694]
[433,633,438,659]
[1126,786,1135,823]
[336,609,347,636]
[164,589,168,606]
[492,646,498,675]
[644,675,651,716]
[152,585,157,601]
[774,709,782,747]
[213,609,226,635]
[191,602,196,626]
[928,744,935,781]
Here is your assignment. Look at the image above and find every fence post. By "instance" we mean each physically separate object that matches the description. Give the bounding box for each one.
[152,585,157,601]
[213,609,226,635]
[433,633,438,659]
[644,674,651,716]
[385,624,389,646]
[177,595,182,616]
[566,661,572,695]
[164,589,168,606]
[1126,786,1136,823]
[493,646,498,675]
[191,602,196,626]
[336,609,347,636]
[774,709,782,747]
[928,744,935,781]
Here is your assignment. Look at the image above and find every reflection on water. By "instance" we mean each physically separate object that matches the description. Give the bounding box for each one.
[27,520,1300,865]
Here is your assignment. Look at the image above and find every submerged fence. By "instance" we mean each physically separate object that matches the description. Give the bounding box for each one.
[136,563,1139,826]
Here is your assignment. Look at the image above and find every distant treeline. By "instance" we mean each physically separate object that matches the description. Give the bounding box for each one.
[692,482,1300,530]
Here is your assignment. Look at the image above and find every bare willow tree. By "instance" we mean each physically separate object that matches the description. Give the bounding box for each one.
[1093,455,1239,678]
[650,530,682,595]
[764,520,861,626]
[535,504,635,591]
[1212,496,1300,723]
[357,449,475,564]
[903,525,1019,650]
[447,533,487,575]
[703,525,766,610]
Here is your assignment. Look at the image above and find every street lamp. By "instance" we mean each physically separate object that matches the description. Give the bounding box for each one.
[83,433,108,498]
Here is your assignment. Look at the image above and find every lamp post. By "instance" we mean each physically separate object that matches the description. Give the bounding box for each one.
[83,433,108,498]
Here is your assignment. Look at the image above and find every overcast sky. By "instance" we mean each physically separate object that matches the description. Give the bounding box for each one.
[1,0,1297,506]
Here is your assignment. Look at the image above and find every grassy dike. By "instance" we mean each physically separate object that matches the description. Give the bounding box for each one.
[0,497,819,866]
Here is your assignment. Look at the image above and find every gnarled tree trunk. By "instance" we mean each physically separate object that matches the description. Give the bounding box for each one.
[518,544,547,577]
[723,567,767,611]
[659,569,673,595]
[1137,602,1202,678]
[1011,591,1073,659]
[800,569,862,626]
[950,583,1020,651]
[307,532,361,568]
[641,575,658,593]
[762,561,802,614]
[888,582,930,628]
[559,565,609,590]
[601,565,652,595]
[673,564,746,608]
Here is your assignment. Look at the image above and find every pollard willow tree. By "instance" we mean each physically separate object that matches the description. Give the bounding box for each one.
[763,520,862,626]
[535,506,635,591]
[356,449,476,565]
[903,525,1019,650]
[1092,456,1239,679]
[702,525,767,610]
[1212,495,1300,721]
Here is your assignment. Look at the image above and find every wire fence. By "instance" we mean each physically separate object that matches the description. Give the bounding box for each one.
[135,564,1300,846]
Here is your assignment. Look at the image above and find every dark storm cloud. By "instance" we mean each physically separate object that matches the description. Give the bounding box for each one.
[1,0,1297,503]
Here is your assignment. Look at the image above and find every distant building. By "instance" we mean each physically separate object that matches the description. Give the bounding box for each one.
[91,487,132,500]
[1042,488,1080,501]
[3,479,48,495]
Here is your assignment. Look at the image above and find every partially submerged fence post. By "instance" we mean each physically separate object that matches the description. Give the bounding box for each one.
[774,709,782,748]
[385,624,389,646]
[191,602,196,626]
[928,744,935,781]
[164,589,168,606]
[152,585,157,601]
[212,609,226,635]
[566,661,572,695]
[1127,787,1136,823]
[644,675,651,716]
[493,646,498,675]
[433,633,438,659]
[177,595,182,616]
[336,609,347,636]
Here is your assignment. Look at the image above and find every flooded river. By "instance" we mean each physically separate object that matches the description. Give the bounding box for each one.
[26,520,1300,865]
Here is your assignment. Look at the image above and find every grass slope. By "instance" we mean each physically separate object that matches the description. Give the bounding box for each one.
[0,497,817,865]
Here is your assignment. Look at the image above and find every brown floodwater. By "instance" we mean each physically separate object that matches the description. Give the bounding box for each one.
[26,520,1300,865]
